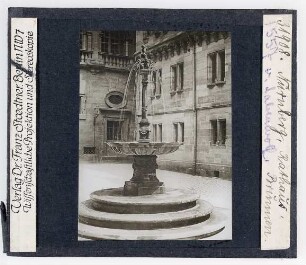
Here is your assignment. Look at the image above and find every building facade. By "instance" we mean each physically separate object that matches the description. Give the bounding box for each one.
[79,30,231,179]
[136,31,232,179]
[79,31,136,160]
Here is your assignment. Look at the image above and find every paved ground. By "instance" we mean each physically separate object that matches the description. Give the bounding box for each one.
[79,161,232,240]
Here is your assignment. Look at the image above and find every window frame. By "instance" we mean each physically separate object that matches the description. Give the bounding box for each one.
[80,32,93,52]
[180,122,184,143]
[152,124,157,142]
[170,62,184,95]
[207,49,226,87]
[106,120,123,141]
[79,94,86,114]
[218,119,226,145]
[158,123,163,142]
[170,64,178,92]
[173,122,184,143]
[173,123,179,142]
[210,118,227,146]
[210,119,218,145]
[99,31,135,57]
[177,62,184,92]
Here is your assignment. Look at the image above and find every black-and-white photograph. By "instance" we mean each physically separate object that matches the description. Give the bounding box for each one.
[78,30,232,240]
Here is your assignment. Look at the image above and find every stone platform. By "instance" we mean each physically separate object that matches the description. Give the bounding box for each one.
[78,188,226,240]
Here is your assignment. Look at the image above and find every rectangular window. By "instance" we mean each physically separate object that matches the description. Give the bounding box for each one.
[99,31,135,56]
[153,124,162,142]
[100,31,110,53]
[218,119,226,145]
[79,95,86,114]
[152,71,157,96]
[153,124,157,142]
[171,65,177,91]
[208,53,217,84]
[210,120,218,144]
[210,119,227,145]
[173,122,184,143]
[124,40,128,56]
[157,69,162,95]
[107,120,122,141]
[217,50,226,82]
[158,124,163,142]
[173,123,178,142]
[180,122,184,143]
[80,32,92,51]
[86,33,92,51]
[80,33,86,50]
[178,63,184,91]
[171,63,184,93]
[208,50,225,84]
[124,32,136,56]
[79,96,82,113]
[111,32,120,54]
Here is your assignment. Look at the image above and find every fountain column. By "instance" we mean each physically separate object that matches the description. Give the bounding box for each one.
[138,51,150,143]
[123,45,165,196]
[124,155,164,196]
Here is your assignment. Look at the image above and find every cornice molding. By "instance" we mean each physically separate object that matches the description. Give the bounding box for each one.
[138,31,229,62]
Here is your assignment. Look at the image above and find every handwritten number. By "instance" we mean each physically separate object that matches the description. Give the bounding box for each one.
[279,49,290,57]
[277,19,290,27]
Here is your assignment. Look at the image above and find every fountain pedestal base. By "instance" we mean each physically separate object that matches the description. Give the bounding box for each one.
[123,155,164,196]
[78,188,226,240]
[124,181,165,196]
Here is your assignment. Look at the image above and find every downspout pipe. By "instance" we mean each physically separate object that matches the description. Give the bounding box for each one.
[193,44,198,176]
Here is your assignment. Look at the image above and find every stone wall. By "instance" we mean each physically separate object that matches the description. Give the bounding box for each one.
[138,31,232,179]
[79,68,136,161]
[79,31,136,161]
[79,30,232,180]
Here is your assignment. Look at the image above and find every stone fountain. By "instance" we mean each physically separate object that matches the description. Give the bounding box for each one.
[78,46,227,240]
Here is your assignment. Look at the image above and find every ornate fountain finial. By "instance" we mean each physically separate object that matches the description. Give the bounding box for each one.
[140,44,149,70]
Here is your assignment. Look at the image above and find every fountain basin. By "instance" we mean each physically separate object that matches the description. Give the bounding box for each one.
[106,141,182,156]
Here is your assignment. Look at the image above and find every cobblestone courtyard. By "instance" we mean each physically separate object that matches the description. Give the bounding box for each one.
[79,161,232,240]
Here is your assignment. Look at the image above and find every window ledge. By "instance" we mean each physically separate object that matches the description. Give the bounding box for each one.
[208,80,226,88]
[210,142,226,148]
[176,89,184,94]
[81,50,93,53]
[79,114,87,120]
[215,80,226,86]
[98,52,130,58]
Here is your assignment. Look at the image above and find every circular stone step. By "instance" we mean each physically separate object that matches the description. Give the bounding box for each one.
[79,200,213,230]
[78,207,226,240]
[90,188,199,214]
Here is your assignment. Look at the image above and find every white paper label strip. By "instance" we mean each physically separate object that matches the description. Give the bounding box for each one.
[10,18,37,252]
[261,14,292,250]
